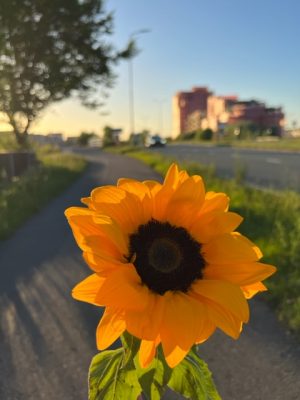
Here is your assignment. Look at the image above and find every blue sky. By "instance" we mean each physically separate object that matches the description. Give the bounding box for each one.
[28,0,300,137]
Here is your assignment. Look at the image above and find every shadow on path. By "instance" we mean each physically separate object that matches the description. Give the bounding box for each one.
[0,149,299,400]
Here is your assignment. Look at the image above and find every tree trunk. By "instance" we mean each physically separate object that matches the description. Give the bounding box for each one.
[8,113,30,148]
[13,128,28,148]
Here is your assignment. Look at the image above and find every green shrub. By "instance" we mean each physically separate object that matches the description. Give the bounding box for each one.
[176,131,196,141]
[198,128,213,141]
[0,152,86,239]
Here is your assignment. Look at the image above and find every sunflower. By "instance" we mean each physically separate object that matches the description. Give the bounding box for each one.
[65,163,276,369]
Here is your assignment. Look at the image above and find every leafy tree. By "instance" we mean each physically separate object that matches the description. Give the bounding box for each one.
[0,0,134,146]
[102,125,115,147]
[129,129,150,146]
[78,131,96,146]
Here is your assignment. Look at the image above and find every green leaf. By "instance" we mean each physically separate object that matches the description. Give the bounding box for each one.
[121,332,172,399]
[134,346,172,400]
[168,347,221,400]
[121,331,141,369]
[88,348,142,400]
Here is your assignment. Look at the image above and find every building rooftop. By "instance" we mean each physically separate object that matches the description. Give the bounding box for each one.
[234,99,263,106]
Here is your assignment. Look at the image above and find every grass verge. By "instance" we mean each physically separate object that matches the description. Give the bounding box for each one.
[0,131,21,151]
[174,137,300,152]
[109,146,300,335]
[0,150,87,240]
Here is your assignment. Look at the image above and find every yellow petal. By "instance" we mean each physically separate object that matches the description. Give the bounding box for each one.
[192,279,249,322]
[65,208,127,260]
[195,318,216,343]
[163,163,180,189]
[81,196,95,209]
[178,170,189,183]
[91,214,128,254]
[152,183,174,221]
[143,180,161,189]
[65,207,100,238]
[92,185,126,204]
[91,186,145,234]
[72,273,105,305]
[143,180,162,196]
[84,234,127,261]
[165,176,206,228]
[125,294,165,341]
[96,307,126,350]
[199,192,229,215]
[164,345,189,369]
[65,206,94,218]
[168,175,205,206]
[242,282,267,299]
[160,292,207,367]
[83,252,127,275]
[190,211,243,243]
[152,164,190,220]
[139,339,158,368]
[96,267,149,311]
[202,232,262,264]
[204,262,276,286]
[117,178,150,198]
[202,299,243,339]
[116,179,154,223]
[164,202,195,229]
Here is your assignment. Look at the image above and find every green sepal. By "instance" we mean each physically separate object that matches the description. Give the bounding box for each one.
[167,346,221,400]
[88,347,142,400]
[134,346,173,400]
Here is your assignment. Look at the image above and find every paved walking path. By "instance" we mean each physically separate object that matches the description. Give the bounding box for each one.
[0,149,299,400]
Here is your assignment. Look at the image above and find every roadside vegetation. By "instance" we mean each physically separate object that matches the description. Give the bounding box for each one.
[175,124,300,152]
[175,136,300,152]
[227,137,300,151]
[107,146,300,336]
[0,131,22,151]
[0,142,87,240]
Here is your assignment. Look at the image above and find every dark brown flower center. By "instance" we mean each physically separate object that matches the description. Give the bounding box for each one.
[148,237,183,273]
[128,219,206,295]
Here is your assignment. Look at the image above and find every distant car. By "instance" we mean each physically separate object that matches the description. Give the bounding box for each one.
[145,134,166,148]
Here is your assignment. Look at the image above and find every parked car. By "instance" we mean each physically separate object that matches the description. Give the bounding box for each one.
[145,134,166,148]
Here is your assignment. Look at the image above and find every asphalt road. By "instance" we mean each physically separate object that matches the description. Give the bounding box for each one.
[153,144,300,191]
[1,149,300,400]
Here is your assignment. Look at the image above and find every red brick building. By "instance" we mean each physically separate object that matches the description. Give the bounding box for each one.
[172,87,212,136]
[229,100,285,135]
[172,86,285,137]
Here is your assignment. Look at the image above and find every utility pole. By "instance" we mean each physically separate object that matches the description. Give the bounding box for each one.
[128,29,150,136]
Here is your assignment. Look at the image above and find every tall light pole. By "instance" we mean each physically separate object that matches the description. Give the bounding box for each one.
[128,29,150,137]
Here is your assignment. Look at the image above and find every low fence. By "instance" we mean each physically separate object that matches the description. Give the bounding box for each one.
[0,151,38,181]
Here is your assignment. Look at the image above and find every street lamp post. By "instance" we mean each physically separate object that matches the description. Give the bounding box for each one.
[128,55,135,137]
[128,29,150,137]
